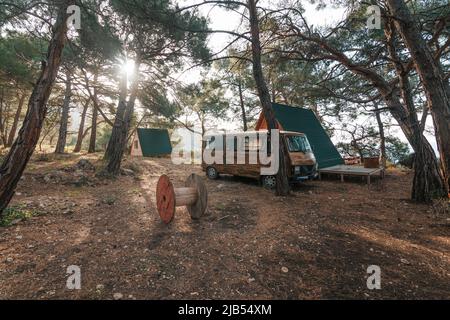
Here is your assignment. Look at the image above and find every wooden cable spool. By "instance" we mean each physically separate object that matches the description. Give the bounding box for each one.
[156,174,208,224]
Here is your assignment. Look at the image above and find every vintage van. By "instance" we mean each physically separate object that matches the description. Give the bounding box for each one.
[201,130,318,189]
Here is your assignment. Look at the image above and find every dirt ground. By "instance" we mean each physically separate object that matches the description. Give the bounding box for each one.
[0,154,449,299]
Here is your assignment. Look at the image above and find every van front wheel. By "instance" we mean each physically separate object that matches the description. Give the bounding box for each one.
[206,166,219,180]
[262,175,276,189]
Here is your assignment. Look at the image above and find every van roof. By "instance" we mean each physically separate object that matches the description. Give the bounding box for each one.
[203,130,305,139]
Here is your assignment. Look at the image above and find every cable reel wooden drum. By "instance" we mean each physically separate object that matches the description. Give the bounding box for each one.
[156,174,208,224]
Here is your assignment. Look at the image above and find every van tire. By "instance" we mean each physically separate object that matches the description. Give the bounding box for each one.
[206,166,219,180]
[262,175,276,189]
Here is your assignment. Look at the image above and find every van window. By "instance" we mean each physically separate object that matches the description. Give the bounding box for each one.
[205,136,216,150]
[286,135,312,153]
[225,136,237,152]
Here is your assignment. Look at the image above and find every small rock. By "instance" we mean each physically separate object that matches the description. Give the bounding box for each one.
[113,293,123,300]
[400,258,410,265]
[190,292,199,296]
[248,277,256,283]
[281,266,289,273]
[96,284,105,290]
[120,168,135,176]
[10,219,22,225]
[16,235,23,240]
[6,257,13,263]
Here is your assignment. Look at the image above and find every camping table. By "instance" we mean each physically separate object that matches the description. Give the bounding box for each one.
[318,165,384,185]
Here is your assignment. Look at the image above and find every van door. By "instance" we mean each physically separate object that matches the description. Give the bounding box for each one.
[243,135,261,178]
[224,135,237,175]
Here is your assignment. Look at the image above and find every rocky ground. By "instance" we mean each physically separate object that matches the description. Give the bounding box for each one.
[0,154,449,299]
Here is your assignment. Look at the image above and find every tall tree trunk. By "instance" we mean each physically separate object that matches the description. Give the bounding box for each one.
[200,113,206,137]
[1,102,11,146]
[104,57,140,175]
[104,67,129,161]
[73,97,90,153]
[247,0,290,196]
[88,73,99,153]
[384,21,446,201]
[238,80,248,131]
[6,92,26,147]
[386,0,450,192]
[384,90,445,202]
[55,71,72,154]
[0,2,72,215]
[0,88,6,147]
[271,79,276,103]
[373,102,386,168]
[88,105,98,153]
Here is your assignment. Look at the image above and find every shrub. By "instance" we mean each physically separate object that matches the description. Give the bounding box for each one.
[0,205,41,227]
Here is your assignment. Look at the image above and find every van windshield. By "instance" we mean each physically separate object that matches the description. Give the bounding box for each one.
[286,135,312,153]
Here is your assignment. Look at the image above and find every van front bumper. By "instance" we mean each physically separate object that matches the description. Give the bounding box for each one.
[291,165,318,181]
[291,172,318,182]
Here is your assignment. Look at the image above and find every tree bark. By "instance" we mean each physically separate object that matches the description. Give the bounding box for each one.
[0,88,9,147]
[73,97,90,153]
[383,88,444,202]
[55,71,72,154]
[373,102,386,168]
[238,80,248,131]
[247,0,290,196]
[0,88,3,147]
[386,0,450,192]
[104,57,141,175]
[104,67,129,162]
[88,104,98,153]
[88,73,99,153]
[0,2,72,215]
[6,92,26,147]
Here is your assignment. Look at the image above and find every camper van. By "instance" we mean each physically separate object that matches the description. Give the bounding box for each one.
[202,130,318,189]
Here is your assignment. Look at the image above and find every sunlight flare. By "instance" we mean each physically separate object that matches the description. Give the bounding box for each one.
[120,59,135,77]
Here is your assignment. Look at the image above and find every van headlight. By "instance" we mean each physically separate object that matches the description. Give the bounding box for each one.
[294,166,301,174]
